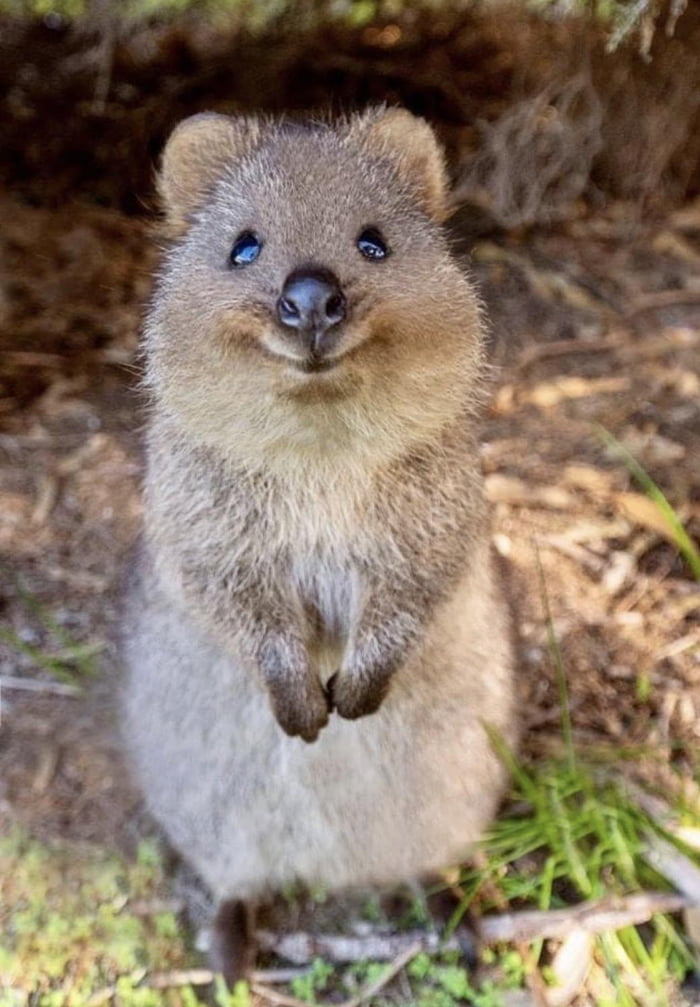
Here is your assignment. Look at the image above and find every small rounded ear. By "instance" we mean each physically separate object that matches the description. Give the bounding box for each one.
[350,107,450,222]
[158,113,264,234]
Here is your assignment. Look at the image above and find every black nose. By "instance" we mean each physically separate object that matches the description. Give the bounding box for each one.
[276,269,346,354]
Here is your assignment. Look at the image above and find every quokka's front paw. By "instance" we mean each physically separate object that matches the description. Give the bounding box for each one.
[260,635,331,742]
[328,665,392,721]
[267,674,331,743]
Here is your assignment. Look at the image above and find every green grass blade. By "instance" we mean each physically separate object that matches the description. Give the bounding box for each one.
[597,425,700,581]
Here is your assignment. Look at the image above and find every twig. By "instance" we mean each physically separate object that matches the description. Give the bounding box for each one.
[3,351,66,366]
[339,940,423,1007]
[145,968,214,989]
[249,986,314,1007]
[253,940,423,1007]
[89,966,313,1005]
[251,968,314,984]
[0,675,81,697]
[515,335,623,373]
[643,834,700,902]
[83,889,694,1007]
[478,891,691,944]
[89,970,212,1004]
[623,290,700,317]
[256,928,457,964]
[259,892,692,968]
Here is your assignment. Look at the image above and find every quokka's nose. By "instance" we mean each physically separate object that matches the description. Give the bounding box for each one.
[276,269,346,353]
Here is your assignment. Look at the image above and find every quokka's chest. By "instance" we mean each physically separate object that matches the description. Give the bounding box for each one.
[289,550,361,639]
[234,466,381,631]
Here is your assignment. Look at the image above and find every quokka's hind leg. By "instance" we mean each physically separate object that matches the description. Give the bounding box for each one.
[422,880,479,968]
[211,898,257,987]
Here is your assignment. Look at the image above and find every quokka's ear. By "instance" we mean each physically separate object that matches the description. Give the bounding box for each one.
[158,113,265,235]
[350,107,450,222]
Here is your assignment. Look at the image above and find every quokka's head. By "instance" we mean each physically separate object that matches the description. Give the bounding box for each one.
[146,108,484,461]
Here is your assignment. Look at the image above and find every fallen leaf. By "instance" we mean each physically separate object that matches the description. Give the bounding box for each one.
[546,930,593,1007]
[562,464,614,495]
[541,534,604,575]
[613,492,688,546]
[619,428,686,464]
[524,376,629,408]
[652,230,700,266]
[601,550,636,595]
[553,518,632,549]
[492,384,516,414]
[485,475,577,510]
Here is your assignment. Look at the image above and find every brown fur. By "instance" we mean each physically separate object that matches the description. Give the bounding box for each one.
[121,107,516,982]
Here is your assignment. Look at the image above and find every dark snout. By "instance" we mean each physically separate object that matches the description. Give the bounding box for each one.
[276,268,345,358]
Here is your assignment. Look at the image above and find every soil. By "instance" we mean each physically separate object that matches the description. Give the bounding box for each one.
[0,7,699,994]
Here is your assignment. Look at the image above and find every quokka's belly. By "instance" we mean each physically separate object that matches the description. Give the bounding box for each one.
[122,562,514,899]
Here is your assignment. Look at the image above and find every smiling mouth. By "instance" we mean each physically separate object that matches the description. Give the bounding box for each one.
[292,356,339,374]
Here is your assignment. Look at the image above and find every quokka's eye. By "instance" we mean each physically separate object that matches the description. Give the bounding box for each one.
[357,228,389,261]
[230,232,262,268]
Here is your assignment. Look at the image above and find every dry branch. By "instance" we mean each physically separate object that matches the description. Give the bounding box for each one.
[89,967,311,1004]
[0,675,80,697]
[252,941,423,1007]
[479,891,690,943]
[643,834,700,903]
[255,928,458,964]
[258,891,691,966]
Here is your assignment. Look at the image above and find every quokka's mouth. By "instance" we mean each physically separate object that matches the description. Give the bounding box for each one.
[292,356,340,374]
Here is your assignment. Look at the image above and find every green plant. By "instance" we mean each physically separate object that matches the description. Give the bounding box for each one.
[0,829,204,1005]
[290,958,334,1003]
[213,977,251,1007]
[445,745,696,1005]
[597,425,700,581]
[0,571,101,686]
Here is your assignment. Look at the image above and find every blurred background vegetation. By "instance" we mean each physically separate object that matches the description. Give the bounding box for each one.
[1,0,699,223]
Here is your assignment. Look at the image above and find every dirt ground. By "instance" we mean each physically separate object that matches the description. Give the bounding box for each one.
[0,11,699,1000]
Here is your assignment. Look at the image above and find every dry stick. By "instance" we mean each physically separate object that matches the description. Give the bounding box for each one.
[88,967,312,1005]
[337,940,423,1007]
[90,946,425,1002]
[251,968,313,985]
[256,928,456,963]
[145,969,213,989]
[92,944,423,1007]
[616,555,676,615]
[0,675,80,697]
[479,891,690,944]
[259,891,692,966]
[249,986,317,1007]
[623,290,700,317]
[643,834,700,903]
[88,894,693,1005]
[514,334,624,373]
[88,970,212,1005]
[3,351,66,366]
[252,940,425,1007]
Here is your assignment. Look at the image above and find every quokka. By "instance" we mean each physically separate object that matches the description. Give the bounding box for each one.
[121,106,516,982]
